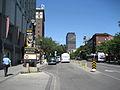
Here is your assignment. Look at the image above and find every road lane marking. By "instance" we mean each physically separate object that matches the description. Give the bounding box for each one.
[105,69,120,74]
[101,72,120,81]
[98,63,120,68]
[72,61,101,74]
[105,70,115,72]
[73,61,120,80]
[98,65,120,74]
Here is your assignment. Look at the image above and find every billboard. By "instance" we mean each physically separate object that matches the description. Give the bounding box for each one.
[26,30,33,47]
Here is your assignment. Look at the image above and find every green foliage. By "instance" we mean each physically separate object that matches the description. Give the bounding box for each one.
[71,32,120,59]
[35,36,66,58]
[71,45,92,59]
[97,32,120,55]
[56,44,67,55]
[115,32,120,36]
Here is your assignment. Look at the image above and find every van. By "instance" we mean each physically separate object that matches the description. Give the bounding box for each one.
[97,52,105,62]
[61,53,70,63]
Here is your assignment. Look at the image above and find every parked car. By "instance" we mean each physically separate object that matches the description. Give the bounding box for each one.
[56,56,61,63]
[48,57,57,65]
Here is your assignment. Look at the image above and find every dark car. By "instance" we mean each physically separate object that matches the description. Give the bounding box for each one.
[48,57,57,65]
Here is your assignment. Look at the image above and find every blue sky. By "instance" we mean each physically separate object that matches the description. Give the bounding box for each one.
[36,0,120,48]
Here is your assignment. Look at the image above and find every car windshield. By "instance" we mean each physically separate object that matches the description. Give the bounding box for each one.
[49,57,56,61]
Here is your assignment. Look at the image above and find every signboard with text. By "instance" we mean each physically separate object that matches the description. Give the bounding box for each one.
[24,47,37,60]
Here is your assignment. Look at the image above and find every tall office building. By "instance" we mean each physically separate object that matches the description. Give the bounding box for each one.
[0,0,36,68]
[35,6,45,38]
[66,33,76,53]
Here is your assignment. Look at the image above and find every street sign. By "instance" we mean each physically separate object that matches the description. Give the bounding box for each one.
[24,47,37,60]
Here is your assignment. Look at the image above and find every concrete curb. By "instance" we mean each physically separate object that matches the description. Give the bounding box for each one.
[44,71,55,90]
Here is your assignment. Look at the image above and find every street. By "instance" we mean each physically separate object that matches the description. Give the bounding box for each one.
[0,60,120,90]
[43,60,120,90]
[87,61,120,80]
[0,1,120,90]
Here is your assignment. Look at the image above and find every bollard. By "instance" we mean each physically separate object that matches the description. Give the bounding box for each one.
[91,60,96,72]
[26,63,30,73]
[76,61,78,64]
[75,61,78,64]
[79,61,82,66]
[37,63,40,72]
[74,61,76,64]
[84,63,88,68]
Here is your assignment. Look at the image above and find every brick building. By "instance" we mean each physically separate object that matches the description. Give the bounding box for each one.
[35,7,45,38]
[86,33,114,53]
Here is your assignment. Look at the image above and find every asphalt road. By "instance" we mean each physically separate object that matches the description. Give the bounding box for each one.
[43,61,120,90]
[87,61,120,80]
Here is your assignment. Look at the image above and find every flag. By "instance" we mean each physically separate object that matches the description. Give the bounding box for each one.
[6,17,10,38]
[17,28,20,40]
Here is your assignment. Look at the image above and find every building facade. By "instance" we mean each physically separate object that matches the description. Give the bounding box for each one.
[86,33,114,53]
[66,33,76,53]
[35,7,45,38]
[0,0,36,69]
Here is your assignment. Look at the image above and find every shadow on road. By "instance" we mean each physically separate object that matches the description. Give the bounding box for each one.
[7,74,14,77]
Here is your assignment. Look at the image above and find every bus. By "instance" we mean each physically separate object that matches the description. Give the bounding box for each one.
[61,53,70,63]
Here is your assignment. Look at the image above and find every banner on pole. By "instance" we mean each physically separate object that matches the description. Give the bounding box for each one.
[6,17,10,38]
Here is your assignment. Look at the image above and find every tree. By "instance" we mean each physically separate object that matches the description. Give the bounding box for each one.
[115,32,120,36]
[97,32,120,55]
[56,44,67,56]
[35,36,66,58]
[71,45,92,59]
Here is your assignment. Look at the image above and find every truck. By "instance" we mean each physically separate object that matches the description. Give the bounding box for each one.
[61,53,70,63]
[97,52,106,62]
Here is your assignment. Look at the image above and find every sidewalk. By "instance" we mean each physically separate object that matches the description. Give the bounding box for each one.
[0,64,23,83]
[0,72,51,90]
[0,63,47,83]
[0,63,54,90]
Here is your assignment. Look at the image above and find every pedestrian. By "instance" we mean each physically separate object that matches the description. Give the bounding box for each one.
[2,55,11,77]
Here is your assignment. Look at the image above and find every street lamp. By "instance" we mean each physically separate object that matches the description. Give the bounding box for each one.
[31,18,36,47]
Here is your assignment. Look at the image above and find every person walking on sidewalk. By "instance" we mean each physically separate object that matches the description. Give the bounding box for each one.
[2,55,11,77]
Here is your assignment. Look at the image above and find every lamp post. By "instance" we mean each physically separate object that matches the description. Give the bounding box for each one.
[31,18,36,47]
